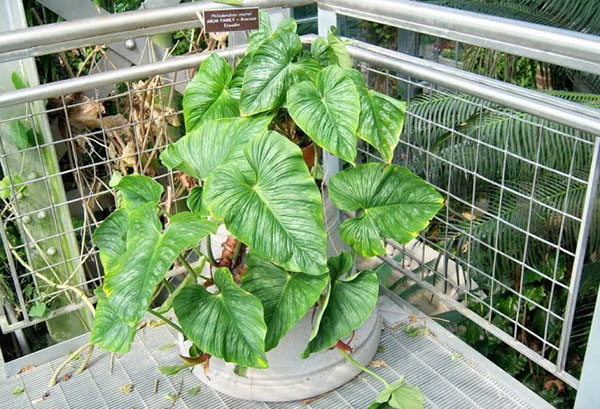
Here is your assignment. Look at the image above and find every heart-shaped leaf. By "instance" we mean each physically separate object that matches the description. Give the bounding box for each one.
[346,69,406,163]
[242,254,328,351]
[302,251,379,357]
[91,287,136,353]
[160,116,271,180]
[174,268,268,368]
[204,131,327,275]
[110,173,163,209]
[183,53,239,132]
[240,30,320,116]
[329,163,444,257]
[376,378,425,409]
[287,65,360,164]
[99,200,217,325]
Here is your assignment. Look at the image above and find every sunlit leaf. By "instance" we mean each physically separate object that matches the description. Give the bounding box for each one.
[183,53,239,132]
[174,268,268,368]
[204,131,327,275]
[287,65,360,164]
[242,254,328,350]
[302,252,379,357]
[329,163,444,257]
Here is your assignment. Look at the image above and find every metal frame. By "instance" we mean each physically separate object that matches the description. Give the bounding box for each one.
[0,0,313,63]
[0,0,599,401]
[319,0,600,75]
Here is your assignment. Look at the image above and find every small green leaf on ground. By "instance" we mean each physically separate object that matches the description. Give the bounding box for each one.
[120,384,133,395]
[233,365,247,377]
[164,392,177,402]
[12,385,24,396]
[403,324,431,338]
[158,343,174,351]
[158,363,192,376]
[188,385,201,396]
[450,352,461,361]
[377,345,386,353]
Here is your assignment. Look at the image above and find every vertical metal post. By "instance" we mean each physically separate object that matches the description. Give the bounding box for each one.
[318,6,340,184]
[575,282,600,409]
[557,137,600,371]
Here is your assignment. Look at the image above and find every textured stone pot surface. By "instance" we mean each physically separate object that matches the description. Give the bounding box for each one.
[179,307,381,402]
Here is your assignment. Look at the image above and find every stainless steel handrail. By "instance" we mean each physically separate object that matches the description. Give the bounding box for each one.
[320,0,600,75]
[0,0,312,63]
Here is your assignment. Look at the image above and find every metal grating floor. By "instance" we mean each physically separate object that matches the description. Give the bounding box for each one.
[0,295,554,409]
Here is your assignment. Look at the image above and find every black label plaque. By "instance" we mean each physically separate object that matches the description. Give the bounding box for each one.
[203,8,259,33]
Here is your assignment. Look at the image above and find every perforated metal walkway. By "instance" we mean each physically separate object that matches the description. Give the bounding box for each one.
[0,295,553,409]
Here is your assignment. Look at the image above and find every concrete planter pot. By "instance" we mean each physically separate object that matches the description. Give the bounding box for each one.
[179,307,381,402]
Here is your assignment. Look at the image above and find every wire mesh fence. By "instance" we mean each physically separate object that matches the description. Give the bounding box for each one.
[0,68,197,336]
[354,61,600,384]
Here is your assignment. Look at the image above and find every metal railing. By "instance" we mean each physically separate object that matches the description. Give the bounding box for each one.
[0,0,598,400]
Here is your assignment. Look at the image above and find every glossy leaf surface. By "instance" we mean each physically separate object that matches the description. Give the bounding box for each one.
[204,131,327,275]
[240,30,319,115]
[160,117,271,180]
[183,53,239,132]
[174,268,268,368]
[91,287,136,353]
[302,252,379,357]
[346,69,405,163]
[329,163,444,257]
[287,65,360,164]
[242,254,328,350]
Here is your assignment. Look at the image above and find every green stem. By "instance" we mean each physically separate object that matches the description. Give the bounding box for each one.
[232,240,242,267]
[147,309,184,335]
[205,235,218,266]
[338,349,390,389]
[178,255,198,279]
[162,278,175,294]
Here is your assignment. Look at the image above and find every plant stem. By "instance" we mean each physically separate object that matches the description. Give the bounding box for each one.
[338,349,390,389]
[147,309,184,335]
[49,342,91,387]
[162,278,175,294]
[232,240,242,267]
[178,255,197,279]
[205,235,218,266]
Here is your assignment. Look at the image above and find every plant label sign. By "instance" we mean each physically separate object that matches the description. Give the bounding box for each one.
[203,8,259,33]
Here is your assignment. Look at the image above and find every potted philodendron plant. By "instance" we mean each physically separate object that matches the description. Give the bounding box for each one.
[90,12,442,408]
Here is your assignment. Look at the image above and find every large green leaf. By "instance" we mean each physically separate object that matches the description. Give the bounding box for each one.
[327,27,352,70]
[183,53,239,132]
[242,254,328,351]
[174,268,268,368]
[240,30,320,116]
[93,208,128,271]
[90,287,136,353]
[302,251,379,357]
[311,36,338,67]
[103,205,217,324]
[329,163,444,257]
[204,131,327,275]
[160,117,271,180]
[346,69,406,163]
[287,65,360,164]
[246,10,273,55]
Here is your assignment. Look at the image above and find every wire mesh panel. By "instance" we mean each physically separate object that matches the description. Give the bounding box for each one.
[353,61,600,385]
[0,67,198,335]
